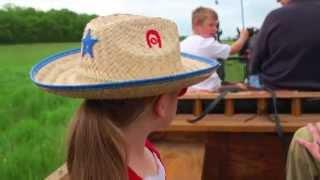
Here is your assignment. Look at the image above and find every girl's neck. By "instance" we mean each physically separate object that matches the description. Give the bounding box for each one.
[122,114,158,156]
[123,125,151,156]
[123,119,158,177]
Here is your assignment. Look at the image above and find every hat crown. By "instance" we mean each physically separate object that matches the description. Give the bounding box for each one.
[80,14,183,81]
[31,14,217,99]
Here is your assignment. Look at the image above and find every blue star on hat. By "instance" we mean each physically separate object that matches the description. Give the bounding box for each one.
[81,29,98,58]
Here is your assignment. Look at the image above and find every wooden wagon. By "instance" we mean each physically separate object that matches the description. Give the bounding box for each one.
[47,90,320,180]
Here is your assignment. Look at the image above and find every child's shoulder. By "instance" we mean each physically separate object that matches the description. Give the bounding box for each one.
[182,35,215,46]
[145,140,161,158]
[183,34,214,41]
[181,35,222,48]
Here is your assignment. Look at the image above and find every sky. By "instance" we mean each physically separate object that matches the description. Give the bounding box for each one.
[0,0,281,38]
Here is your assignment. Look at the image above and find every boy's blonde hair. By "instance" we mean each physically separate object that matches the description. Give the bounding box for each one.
[192,6,218,30]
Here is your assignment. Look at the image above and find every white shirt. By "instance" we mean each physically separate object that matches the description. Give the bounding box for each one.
[144,152,166,180]
[181,35,231,91]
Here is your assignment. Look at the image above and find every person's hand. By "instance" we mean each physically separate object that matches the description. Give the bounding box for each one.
[245,49,252,60]
[239,28,250,41]
[296,123,320,160]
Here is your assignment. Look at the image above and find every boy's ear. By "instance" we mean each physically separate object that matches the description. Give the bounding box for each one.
[153,95,167,118]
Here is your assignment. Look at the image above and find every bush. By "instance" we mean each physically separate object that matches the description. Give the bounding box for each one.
[0,4,96,44]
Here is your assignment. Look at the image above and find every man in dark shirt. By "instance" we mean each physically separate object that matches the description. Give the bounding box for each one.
[250,0,320,90]
[250,1,320,180]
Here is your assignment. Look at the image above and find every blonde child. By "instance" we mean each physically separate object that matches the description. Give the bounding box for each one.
[181,6,249,92]
[30,14,218,180]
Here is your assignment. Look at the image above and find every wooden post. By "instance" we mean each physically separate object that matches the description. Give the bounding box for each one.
[291,98,302,116]
[225,99,234,116]
[193,99,203,116]
[45,164,69,180]
[257,99,267,115]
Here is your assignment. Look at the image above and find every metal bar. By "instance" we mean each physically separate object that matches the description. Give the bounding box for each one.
[240,0,245,28]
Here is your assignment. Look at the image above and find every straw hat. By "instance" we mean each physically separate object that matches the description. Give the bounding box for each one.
[30,14,219,99]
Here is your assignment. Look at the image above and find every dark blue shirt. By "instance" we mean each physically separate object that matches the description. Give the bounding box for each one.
[251,0,320,90]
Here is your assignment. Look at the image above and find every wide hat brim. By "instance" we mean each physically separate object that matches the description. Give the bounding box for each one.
[30,48,219,99]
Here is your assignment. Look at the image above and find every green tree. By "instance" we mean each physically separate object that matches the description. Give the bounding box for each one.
[0,4,96,44]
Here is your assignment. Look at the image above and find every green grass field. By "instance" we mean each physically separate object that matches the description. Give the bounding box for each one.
[0,43,81,180]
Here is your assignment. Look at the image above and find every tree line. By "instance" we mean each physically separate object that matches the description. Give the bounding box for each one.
[0,4,96,43]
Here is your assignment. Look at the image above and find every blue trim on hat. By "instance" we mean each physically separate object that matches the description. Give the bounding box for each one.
[30,48,220,91]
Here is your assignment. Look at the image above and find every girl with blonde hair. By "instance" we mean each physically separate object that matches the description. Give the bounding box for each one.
[30,14,219,180]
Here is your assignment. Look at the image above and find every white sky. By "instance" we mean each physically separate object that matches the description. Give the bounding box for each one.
[0,0,281,38]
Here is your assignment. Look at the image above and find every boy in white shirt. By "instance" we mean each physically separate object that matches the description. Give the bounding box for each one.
[181,6,249,92]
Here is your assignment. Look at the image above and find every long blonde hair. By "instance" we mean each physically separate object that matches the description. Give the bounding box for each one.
[67,98,155,180]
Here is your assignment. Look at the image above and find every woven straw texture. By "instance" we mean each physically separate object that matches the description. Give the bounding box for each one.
[33,14,216,99]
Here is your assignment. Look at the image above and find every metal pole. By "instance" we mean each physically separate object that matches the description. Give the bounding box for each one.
[240,0,245,28]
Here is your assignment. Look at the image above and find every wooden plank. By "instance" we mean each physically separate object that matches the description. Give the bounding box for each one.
[291,98,302,116]
[45,164,69,180]
[257,98,267,115]
[180,91,320,100]
[202,133,227,180]
[160,114,320,133]
[224,99,234,116]
[155,142,205,180]
[202,133,290,180]
[179,92,199,100]
[151,132,291,180]
[193,99,202,116]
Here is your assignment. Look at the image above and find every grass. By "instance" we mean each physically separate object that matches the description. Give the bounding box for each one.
[0,43,81,180]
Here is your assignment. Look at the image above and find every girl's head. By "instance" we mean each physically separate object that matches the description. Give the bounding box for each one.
[192,6,219,38]
[30,14,217,180]
[67,89,186,180]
